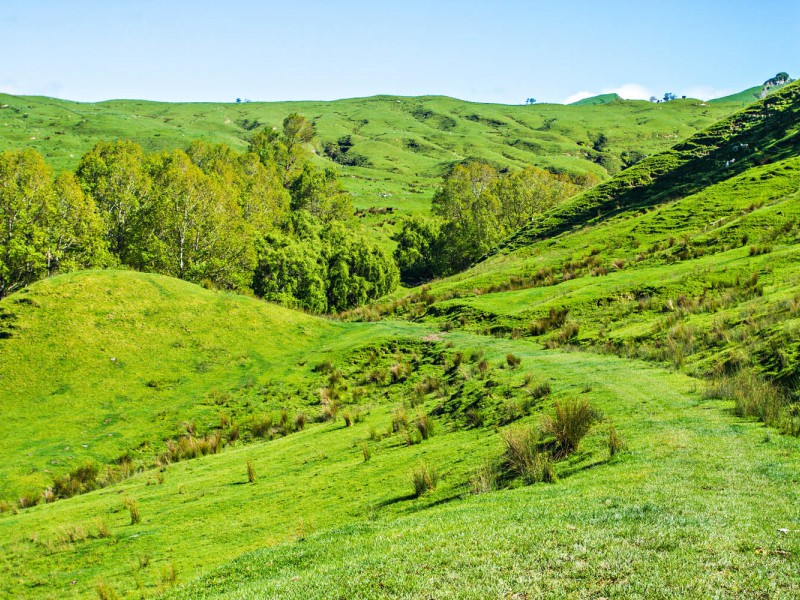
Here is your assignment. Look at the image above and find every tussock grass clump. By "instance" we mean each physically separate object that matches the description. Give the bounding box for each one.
[95,581,120,600]
[543,398,601,457]
[361,442,370,462]
[502,426,555,484]
[706,370,785,428]
[608,424,626,457]
[249,414,274,439]
[470,461,499,494]
[52,461,100,499]
[391,406,409,432]
[246,460,256,483]
[506,353,522,369]
[415,411,435,439]
[124,498,141,525]
[294,412,308,431]
[411,462,439,497]
[529,380,552,400]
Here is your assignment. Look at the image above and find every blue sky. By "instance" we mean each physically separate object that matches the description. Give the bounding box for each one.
[1,0,798,104]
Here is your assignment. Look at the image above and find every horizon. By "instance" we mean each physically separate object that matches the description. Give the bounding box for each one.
[2,1,798,105]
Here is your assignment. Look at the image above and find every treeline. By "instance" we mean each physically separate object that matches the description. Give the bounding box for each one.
[0,114,398,312]
[393,162,595,283]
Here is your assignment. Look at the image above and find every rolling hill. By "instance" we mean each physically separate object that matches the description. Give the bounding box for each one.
[1,81,800,598]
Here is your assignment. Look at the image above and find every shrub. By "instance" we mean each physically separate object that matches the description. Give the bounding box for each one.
[502,426,553,483]
[543,398,600,457]
[246,460,256,483]
[506,353,522,369]
[411,462,439,497]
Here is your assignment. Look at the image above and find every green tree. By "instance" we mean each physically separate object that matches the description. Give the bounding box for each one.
[253,211,398,313]
[144,150,255,289]
[392,216,443,285]
[186,140,289,234]
[432,162,503,271]
[1,149,108,297]
[0,149,52,297]
[76,141,151,263]
[45,172,110,274]
[289,163,353,221]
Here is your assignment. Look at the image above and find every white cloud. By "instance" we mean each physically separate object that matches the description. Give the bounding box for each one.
[679,85,735,100]
[562,83,656,104]
[602,83,654,100]
[0,79,63,97]
[563,90,596,104]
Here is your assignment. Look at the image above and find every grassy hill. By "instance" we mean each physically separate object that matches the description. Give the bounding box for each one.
[0,92,742,218]
[2,82,800,598]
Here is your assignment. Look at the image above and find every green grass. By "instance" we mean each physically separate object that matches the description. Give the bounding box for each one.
[1,81,800,598]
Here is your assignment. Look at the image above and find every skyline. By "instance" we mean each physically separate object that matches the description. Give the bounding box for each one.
[1,0,798,105]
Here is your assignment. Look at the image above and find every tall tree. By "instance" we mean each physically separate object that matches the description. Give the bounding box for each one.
[0,149,52,297]
[145,150,255,289]
[76,141,151,263]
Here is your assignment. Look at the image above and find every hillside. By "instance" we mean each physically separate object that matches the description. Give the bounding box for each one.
[2,272,799,598]
[2,82,800,598]
[0,92,742,218]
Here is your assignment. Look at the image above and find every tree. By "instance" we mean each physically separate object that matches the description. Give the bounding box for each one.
[45,172,109,274]
[525,98,537,105]
[289,164,352,222]
[252,211,398,313]
[392,216,443,285]
[432,162,503,271]
[663,92,677,102]
[1,149,108,297]
[144,150,255,289]
[0,149,52,297]
[186,140,289,235]
[76,141,151,264]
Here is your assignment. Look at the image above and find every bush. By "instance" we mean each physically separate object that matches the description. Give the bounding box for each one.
[411,462,439,497]
[506,353,522,369]
[543,398,601,457]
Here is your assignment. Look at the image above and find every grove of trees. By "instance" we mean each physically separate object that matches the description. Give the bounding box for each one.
[393,162,592,284]
[1,114,398,312]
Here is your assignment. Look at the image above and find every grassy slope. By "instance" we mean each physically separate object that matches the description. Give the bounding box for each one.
[3,309,799,598]
[0,270,411,500]
[0,92,739,211]
[2,84,800,598]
